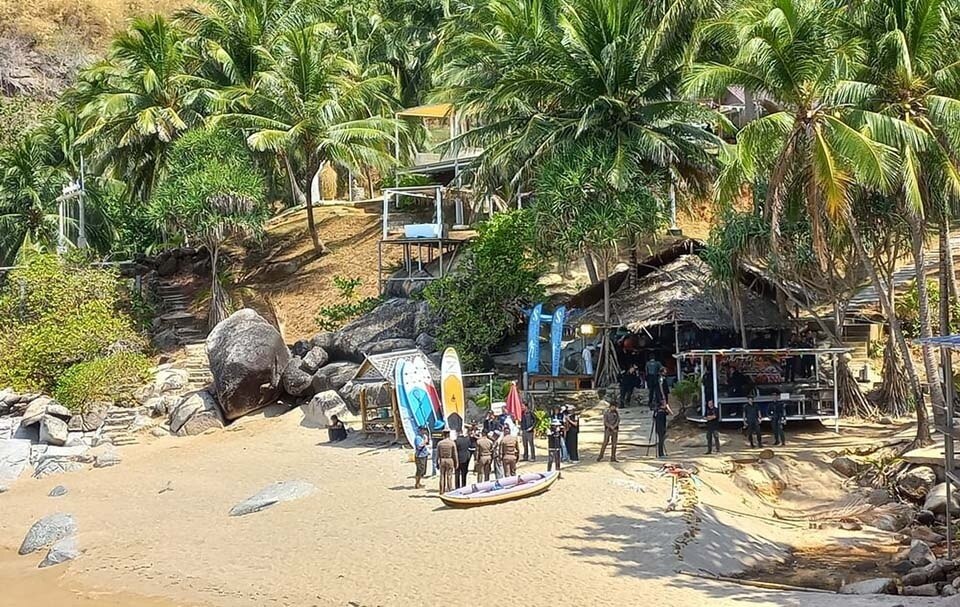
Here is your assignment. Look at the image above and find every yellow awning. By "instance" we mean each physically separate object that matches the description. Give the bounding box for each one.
[396,103,454,119]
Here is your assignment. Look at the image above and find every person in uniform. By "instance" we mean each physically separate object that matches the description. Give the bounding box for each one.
[771,400,787,446]
[520,403,537,461]
[436,430,458,494]
[704,399,721,454]
[492,430,504,479]
[654,399,673,458]
[563,404,580,462]
[547,420,563,472]
[499,426,521,476]
[454,429,472,488]
[413,426,430,489]
[597,391,621,462]
[475,431,494,482]
[743,397,763,448]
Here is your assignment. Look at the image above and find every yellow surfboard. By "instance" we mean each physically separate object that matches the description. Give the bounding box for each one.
[441,348,466,434]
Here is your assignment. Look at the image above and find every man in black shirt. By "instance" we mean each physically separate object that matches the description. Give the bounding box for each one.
[547,420,562,473]
[742,397,762,448]
[645,356,663,410]
[704,400,720,454]
[520,404,537,461]
[771,401,787,446]
[619,365,639,408]
[454,431,472,488]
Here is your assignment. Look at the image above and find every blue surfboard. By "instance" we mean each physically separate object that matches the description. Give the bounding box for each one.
[550,306,566,376]
[527,303,543,374]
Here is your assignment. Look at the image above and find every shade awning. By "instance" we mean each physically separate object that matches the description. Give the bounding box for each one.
[396,103,454,119]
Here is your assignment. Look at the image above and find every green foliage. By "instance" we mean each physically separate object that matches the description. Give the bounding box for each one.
[671,377,701,413]
[896,279,960,339]
[0,254,144,393]
[533,409,550,437]
[423,210,545,370]
[315,276,382,331]
[54,352,152,412]
[0,97,53,151]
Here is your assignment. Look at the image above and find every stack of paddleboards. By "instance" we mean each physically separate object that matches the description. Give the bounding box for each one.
[395,348,466,446]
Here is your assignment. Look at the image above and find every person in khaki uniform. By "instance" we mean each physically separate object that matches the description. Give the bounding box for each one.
[475,432,494,482]
[499,426,521,476]
[436,430,458,494]
[597,391,621,462]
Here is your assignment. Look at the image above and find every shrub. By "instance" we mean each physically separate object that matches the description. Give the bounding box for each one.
[54,352,152,412]
[423,210,545,369]
[315,276,382,332]
[671,377,701,416]
[0,253,144,392]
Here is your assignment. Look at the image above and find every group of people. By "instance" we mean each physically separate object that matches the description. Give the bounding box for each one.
[618,355,673,410]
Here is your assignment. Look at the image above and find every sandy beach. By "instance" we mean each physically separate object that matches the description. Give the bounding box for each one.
[0,406,943,607]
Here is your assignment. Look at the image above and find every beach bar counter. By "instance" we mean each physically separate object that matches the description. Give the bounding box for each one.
[677,347,850,431]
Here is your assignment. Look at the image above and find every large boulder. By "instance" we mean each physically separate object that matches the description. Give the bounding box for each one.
[302,391,349,428]
[0,439,31,487]
[311,362,359,393]
[325,298,430,362]
[415,333,438,354]
[67,408,107,433]
[838,578,896,595]
[228,480,316,516]
[358,338,416,357]
[858,502,915,532]
[19,513,76,555]
[38,416,69,446]
[21,397,71,427]
[907,539,937,566]
[338,380,389,415]
[206,309,290,421]
[281,358,314,398]
[924,483,960,515]
[899,466,938,501]
[831,456,860,478]
[168,391,224,436]
[39,536,80,568]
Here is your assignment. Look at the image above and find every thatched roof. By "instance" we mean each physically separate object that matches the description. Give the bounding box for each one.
[579,254,788,331]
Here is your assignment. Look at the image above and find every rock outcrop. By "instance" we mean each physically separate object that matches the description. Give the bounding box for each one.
[19,513,76,555]
[323,298,430,362]
[898,466,938,501]
[206,309,290,421]
[39,536,80,568]
[302,391,350,428]
[168,390,224,436]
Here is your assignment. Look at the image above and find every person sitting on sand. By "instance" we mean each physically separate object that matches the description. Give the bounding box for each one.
[414,426,430,489]
[597,392,620,463]
[436,430,458,494]
[328,415,347,442]
[499,426,521,477]
[475,431,494,482]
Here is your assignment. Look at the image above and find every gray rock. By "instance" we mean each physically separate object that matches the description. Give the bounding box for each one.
[45,403,72,421]
[39,416,69,446]
[156,368,189,394]
[945,586,958,597]
[415,333,438,354]
[865,488,891,506]
[899,466,938,501]
[32,459,84,479]
[924,483,960,514]
[312,362,359,393]
[18,513,76,555]
[879,416,895,424]
[838,578,895,595]
[300,347,329,374]
[169,391,223,436]
[228,480,315,516]
[21,397,53,427]
[831,456,860,477]
[290,339,312,358]
[67,408,107,432]
[902,570,928,586]
[327,299,430,362]
[93,449,121,468]
[953,576,960,589]
[0,439,31,486]
[0,387,14,404]
[302,391,349,428]
[917,509,936,525]
[281,358,314,397]
[359,338,416,356]
[903,583,940,596]
[39,536,80,568]
[0,416,21,440]
[206,309,290,421]
[912,526,946,545]
[908,539,937,566]
[310,332,338,353]
[48,485,67,497]
[150,426,169,438]
[859,502,915,532]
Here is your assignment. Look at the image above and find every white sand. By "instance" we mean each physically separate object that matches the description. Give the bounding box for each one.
[0,407,943,607]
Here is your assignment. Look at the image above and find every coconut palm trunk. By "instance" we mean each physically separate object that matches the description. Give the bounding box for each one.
[208,244,230,330]
[284,154,326,253]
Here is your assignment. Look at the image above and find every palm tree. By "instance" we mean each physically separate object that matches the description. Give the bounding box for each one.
[74,15,200,205]
[850,0,960,433]
[436,0,725,194]
[222,22,400,252]
[685,0,934,439]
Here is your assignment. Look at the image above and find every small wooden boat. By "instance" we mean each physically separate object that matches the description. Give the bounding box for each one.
[440,471,560,508]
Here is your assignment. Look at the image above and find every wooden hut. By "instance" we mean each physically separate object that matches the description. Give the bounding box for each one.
[352,348,439,444]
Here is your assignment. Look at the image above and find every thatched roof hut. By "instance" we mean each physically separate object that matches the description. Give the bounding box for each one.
[578,254,788,332]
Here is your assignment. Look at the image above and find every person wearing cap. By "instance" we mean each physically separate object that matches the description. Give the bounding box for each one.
[563,405,580,462]
[597,390,621,462]
[499,426,521,476]
[475,430,494,482]
[547,419,563,472]
[436,430,458,493]
[413,426,430,489]
[551,406,569,461]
